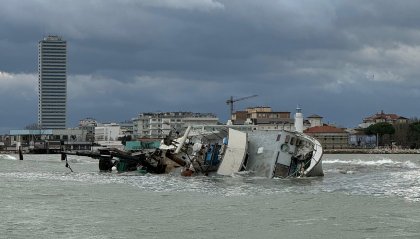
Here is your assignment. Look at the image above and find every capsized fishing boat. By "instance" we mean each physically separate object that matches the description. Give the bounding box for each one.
[163,107,323,178]
[163,127,323,178]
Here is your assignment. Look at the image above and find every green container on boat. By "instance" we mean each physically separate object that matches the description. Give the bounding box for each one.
[116,161,127,172]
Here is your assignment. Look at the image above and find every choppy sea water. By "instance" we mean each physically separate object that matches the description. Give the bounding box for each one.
[0,154,419,239]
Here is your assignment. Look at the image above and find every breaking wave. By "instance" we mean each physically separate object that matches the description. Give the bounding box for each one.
[323,159,419,169]
[0,154,17,160]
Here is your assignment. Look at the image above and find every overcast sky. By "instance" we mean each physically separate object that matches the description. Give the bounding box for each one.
[1,0,420,133]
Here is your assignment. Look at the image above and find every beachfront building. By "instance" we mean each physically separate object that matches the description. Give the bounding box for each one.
[8,129,91,152]
[231,107,323,131]
[95,123,121,142]
[358,110,409,128]
[232,107,295,130]
[304,125,349,149]
[132,112,219,139]
[78,118,98,143]
[38,35,67,129]
[348,128,377,148]
[307,114,323,127]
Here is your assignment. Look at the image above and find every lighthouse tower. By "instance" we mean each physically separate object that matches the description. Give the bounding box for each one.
[294,106,304,133]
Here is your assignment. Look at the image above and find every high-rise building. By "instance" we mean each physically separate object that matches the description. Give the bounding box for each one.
[38,35,67,129]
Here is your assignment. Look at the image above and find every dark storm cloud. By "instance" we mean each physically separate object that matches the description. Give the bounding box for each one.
[1,0,420,133]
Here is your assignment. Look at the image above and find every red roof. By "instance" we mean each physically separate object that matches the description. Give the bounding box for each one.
[363,111,406,122]
[304,125,346,133]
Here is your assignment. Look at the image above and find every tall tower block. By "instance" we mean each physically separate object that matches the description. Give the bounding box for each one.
[38,35,67,129]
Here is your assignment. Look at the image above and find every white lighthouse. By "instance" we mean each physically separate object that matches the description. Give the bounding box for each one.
[294,106,304,133]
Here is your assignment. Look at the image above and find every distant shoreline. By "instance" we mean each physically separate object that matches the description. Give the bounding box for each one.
[324,149,420,154]
[2,148,420,155]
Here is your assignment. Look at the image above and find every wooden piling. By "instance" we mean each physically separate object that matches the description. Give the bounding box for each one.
[19,146,23,160]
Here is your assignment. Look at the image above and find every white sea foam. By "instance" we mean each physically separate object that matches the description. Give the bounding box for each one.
[323,159,418,168]
[0,154,17,160]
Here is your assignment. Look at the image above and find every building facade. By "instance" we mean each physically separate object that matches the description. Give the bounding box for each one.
[304,125,349,149]
[231,107,322,131]
[232,107,292,125]
[95,123,121,142]
[38,35,67,129]
[307,114,323,127]
[358,110,408,128]
[8,129,91,152]
[78,118,98,143]
[133,112,219,138]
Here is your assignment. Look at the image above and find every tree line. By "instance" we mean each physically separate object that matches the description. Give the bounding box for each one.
[364,120,420,148]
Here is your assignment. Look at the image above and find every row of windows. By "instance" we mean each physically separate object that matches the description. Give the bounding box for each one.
[40,44,66,47]
[40,69,66,71]
[41,54,66,58]
[40,117,66,120]
[40,121,66,124]
[39,85,65,88]
[40,47,66,50]
[40,57,66,60]
[40,99,66,102]
[39,77,66,80]
[40,74,66,77]
[41,62,66,65]
[40,116,66,118]
[40,111,66,113]
[40,83,66,86]
[149,119,182,122]
[40,105,66,108]
[39,99,66,102]
[40,86,66,89]
[40,50,66,54]
[40,70,66,73]
[40,94,66,97]
[41,58,66,60]
[39,117,66,120]
[40,92,66,95]
[40,79,66,82]
[39,111,66,114]
[40,52,66,55]
[38,69,67,73]
[41,61,66,63]
[40,67,66,70]
[40,103,66,105]
[40,89,66,92]
[40,65,66,68]
[40,50,66,53]
[40,101,66,104]
[39,84,66,87]
[320,138,348,141]
[40,91,66,94]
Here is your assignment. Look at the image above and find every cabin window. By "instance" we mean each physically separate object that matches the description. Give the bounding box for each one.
[276,134,281,141]
[285,135,290,143]
[290,137,295,145]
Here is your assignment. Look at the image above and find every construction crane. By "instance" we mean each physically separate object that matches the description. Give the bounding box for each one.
[226,94,258,119]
